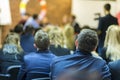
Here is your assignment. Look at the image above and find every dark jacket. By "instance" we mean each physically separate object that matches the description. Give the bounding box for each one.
[51,50,111,80]
[108,60,120,80]
[101,47,112,63]
[49,45,70,56]
[71,21,81,34]
[20,34,37,53]
[17,50,56,80]
[0,49,23,73]
[97,14,118,54]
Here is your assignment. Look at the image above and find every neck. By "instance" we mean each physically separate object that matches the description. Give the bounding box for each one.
[105,11,110,15]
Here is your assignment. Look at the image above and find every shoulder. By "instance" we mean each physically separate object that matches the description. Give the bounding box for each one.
[49,51,57,58]
[108,60,120,69]
[52,54,73,64]
[24,52,37,60]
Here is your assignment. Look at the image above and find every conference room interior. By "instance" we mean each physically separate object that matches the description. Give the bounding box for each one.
[0,0,120,80]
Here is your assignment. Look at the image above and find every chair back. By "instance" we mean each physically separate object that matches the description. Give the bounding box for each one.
[25,72,49,80]
[32,77,50,80]
[0,74,10,80]
[6,65,21,80]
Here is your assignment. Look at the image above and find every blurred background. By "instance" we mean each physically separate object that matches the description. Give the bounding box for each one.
[0,0,120,47]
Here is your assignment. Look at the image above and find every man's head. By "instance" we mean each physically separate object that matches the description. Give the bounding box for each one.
[24,25,35,34]
[69,14,76,23]
[76,29,98,52]
[34,30,50,51]
[104,3,111,14]
[32,14,38,20]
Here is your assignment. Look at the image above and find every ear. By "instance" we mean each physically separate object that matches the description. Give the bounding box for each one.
[93,46,97,51]
[75,40,78,49]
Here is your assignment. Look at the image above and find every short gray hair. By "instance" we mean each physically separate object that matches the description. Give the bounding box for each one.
[34,30,50,50]
[77,29,98,52]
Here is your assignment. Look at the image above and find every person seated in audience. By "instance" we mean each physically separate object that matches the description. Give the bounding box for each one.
[108,59,120,80]
[0,33,23,73]
[63,24,75,51]
[101,25,120,63]
[20,25,37,53]
[48,27,70,56]
[17,30,56,80]
[69,14,81,35]
[51,29,111,80]
[13,24,24,35]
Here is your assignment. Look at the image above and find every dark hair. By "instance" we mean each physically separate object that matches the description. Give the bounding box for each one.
[71,15,76,20]
[34,30,50,51]
[32,14,38,20]
[104,3,111,11]
[24,25,35,34]
[77,29,98,52]
[14,24,23,34]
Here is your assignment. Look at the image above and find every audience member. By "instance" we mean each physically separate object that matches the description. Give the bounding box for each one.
[48,27,70,56]
[97,3,118,54]
[13,24,24,35]
[17,30,56,80]
[63,24,75,50]
[69,14,81,34]
[59,14,70,31]
[101,25,120,63]
[0,33,23,73]
[24,14,40,30]
[108,60,120,80]
[20,25,37,53]
[51,29,111,80]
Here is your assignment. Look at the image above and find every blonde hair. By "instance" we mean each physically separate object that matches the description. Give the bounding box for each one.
[48,26,64,47]
[63,24,75,50]
[104,25,120,61]
[3,32,23,53]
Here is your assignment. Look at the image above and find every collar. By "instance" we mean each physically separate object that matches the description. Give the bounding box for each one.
[106,13,111,16]
[37,50,50,53]
[75,49,92,56]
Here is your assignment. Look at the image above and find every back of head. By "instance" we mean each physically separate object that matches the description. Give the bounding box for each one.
[14,24,23,34]
[24,25,34,34]
[3,32,23,53]
[4,33,20,45]
[104,3,111,11]
[77,29,98,52]
[34,30,50,51]
[49,27,64,47]
[104,25,120,61]
[104,25,120,47]
[32,14,38,20]
[71,15,76,20]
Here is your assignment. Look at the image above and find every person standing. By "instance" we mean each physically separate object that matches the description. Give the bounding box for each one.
[69,15,81,35]
[97,3,118,55]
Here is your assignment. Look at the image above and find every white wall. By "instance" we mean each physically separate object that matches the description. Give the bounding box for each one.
[72,0,118,28]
